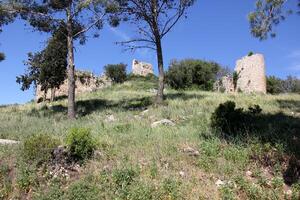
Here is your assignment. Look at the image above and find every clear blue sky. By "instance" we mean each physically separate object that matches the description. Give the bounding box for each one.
[0,0,299,105]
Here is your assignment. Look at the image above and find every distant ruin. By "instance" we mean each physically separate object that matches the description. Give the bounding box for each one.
[132,59,154,76]
[36,71,112,102]
[215,54,267,94]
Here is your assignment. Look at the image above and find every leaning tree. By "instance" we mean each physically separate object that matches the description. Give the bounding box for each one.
[249,0,300,40]
[10,0,119,119]
[115,0,195,104]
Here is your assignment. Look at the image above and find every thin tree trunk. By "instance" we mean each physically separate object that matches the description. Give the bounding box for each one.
[50,88,55,102]
[155,38,164,104]
[67,5,76,119]
[43,89,47,102]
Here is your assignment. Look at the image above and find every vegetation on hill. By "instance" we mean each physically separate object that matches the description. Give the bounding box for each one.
[0,78,300,199]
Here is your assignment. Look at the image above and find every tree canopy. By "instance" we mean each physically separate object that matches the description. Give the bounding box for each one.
[249,0,299,40]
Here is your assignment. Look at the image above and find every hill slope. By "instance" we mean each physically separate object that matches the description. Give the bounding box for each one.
[1,77,300,199]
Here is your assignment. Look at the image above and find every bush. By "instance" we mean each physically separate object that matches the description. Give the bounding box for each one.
[66,128,96,161]
[105,63,127,84]
[267,76,283,94]
[267,75,300,94]
[165,59,222,90]
[22,134,60,165]
[211,101,262,137]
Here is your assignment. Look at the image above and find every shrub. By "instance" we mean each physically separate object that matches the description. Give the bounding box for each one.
[66,128,96,161]
[105,63,127,84]
[165,59,222,90]
[211,101,263,137]
[267,76,283,94]
[22,134,60,165]
[248,51,254,56]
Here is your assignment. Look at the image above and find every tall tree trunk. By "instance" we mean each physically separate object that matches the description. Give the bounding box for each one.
[66,5,76,119]
[155,38,164,104]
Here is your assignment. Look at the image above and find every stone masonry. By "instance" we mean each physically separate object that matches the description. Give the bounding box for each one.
[132,59,154,76]
[36,71,111,102]
[235,54,267,94]
[215,53,267,94]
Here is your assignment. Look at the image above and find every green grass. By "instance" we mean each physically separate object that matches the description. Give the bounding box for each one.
[0,77,300,199]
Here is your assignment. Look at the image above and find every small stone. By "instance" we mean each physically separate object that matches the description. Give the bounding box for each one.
[215,179,225,187]
[151,119,175,128]
[183,146,200,157]
[140,109,149,116]
[105,115,116,122]
[94,150,104,159]
[246,171,253,177]
[0,139,20,145]
[179,171,185,177]
[285,190,292,196]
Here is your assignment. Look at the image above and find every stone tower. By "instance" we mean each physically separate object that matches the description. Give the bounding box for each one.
[235,54,267,94]
[132,59,154,76]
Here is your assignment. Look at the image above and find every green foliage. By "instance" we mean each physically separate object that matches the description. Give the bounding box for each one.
[22,134,60,165]
[16,163,37,192]
[112,167,138,190]
[232,71,239,91]
[248,51,254,56]
[66,128,96,161]
[267,75,300,94]
[16,26,67,96]
[0,163,13,199]
[166,59,222,90]
[249,0,288,40]
[267,76,283,94]
[65,179,99,200]
[105,63,127,84]
[34,184,64,200]
[162,178,182,199]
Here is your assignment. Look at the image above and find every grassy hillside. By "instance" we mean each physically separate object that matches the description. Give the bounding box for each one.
[0,77,300,199]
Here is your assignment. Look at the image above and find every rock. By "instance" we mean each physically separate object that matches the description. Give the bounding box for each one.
[285,189,292,196]
[0,139,20,145]
[94,150,104,159]
[105,114,116,122]
[52,145,69,165]
[179,171,185,178]
[215,179,225,187]
[132,59,154,76]
[246,171,253,177]
[151,119,175,128]
[149,88,158,94]
[140,109,149,116]
[183,146,200,157]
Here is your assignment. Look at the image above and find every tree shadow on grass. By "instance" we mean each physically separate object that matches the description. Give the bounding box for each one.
[277,99,300,112]
[28,96,153,117]
[211,101,300,185]
[165,92,206,101]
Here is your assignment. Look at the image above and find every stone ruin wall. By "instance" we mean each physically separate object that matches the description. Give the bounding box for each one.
[215,54,267,94]
[235,54,267,94]
[36,71,112,102]
[132,59,154,76]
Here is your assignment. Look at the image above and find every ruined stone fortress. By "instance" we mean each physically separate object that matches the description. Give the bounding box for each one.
[36,54,266,101]
[36,71,112,102]
[215,53,267,94]
[36,59,154,101]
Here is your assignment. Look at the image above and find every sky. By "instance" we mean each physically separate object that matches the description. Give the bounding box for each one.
[0,0,300,105]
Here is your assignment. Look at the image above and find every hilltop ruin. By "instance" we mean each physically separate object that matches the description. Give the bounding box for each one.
[36,71,111,102]
[215,54,267,94]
